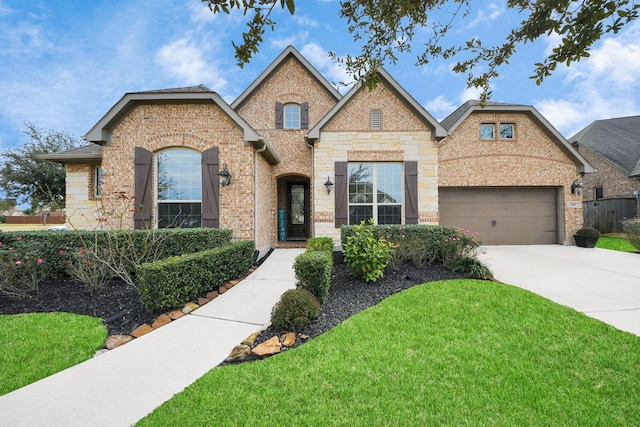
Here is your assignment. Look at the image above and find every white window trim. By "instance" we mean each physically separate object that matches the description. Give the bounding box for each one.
[480,123,495,140]
[284,103,301,129]
[348,162,404,225]
[499,123,515,140]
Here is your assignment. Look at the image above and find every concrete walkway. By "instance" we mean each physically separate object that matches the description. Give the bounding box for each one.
[0,248,304,427]
[478,245,640,336]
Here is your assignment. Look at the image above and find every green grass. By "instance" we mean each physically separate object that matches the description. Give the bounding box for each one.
[597,236,639,253]
[0,312,107,395]
[138,279,640,426]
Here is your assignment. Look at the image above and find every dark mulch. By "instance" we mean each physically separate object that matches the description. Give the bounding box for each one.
[0,252,466,347]
[0,278,158,336]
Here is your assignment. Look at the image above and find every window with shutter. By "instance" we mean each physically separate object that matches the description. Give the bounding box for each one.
[275,102,283,129]
[134,147,153,230]
[156,148,202,228]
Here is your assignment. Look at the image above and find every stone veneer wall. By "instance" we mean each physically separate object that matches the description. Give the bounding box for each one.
[574,144,640,200]
[439,111,584,243]
[313,80,439,244]
[65,163,100,229]
[100,103,255,241]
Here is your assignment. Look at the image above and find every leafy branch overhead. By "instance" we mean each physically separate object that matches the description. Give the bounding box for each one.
[202,0,639,99]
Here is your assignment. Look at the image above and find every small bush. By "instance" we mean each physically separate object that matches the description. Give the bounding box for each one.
[574,227,601,238]
[439,228,481,270]
[64,248,113,291]
[306,237,334,253]
[0,235,46,297]
[137,240,255,310]
[449,257,493,279]
[271,288,320,331]
[342,219,395,282]
[622,219,640,250]
[294,250,332,303]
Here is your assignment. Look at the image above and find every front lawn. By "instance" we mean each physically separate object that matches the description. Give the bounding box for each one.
[597,236,638,253]
[139,279,640,426]
[0,312,106,395]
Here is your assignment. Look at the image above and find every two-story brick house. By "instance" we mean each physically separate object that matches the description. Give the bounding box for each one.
[44,46,592,253]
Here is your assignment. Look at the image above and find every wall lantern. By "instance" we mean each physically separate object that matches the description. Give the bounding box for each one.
[218,164,232,187]
[324,176,334,194]
[571,179,583,195]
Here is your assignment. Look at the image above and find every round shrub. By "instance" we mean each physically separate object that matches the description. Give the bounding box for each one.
[271,288,320,331]
[574,227,601,238]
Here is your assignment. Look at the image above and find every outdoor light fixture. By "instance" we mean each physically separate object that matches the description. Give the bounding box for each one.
[218,164,232,187]
[324,176,334,194]
[571,179,583,195]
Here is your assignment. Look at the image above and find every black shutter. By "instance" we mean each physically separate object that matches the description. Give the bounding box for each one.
[134,147,153,230]
[201,147,220,228]
[335,162,348,228]
[301,102,309,129]
[404,161,418,224]
[275,102,283,129]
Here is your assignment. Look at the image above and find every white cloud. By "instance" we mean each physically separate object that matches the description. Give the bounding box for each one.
[272,32,309,49]
[425,95,457,120]
[300,42,353,87]
[535,21,640,135]
[464,3,505,29]
[459,85,483,103]
[155,38,228,91]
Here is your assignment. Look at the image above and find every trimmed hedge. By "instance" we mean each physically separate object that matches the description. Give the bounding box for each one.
[0,228,233,279]
[306,237,334,253]
[294,250,333,303]
[137,240,255,311]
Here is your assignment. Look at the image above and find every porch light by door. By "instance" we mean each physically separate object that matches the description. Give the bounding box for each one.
[324,176,334,194]
[571,179,583,195]
[218,164,232,187]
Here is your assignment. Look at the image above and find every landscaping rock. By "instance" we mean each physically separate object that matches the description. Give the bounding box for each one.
[218,286,227,295]
[241,331,262,347]
[182,302,199,314]
[168,310,185,320]
[198,297,211,306]
[251,335,281,357]
[151,314,171,329]
[281,332,296,347]
[131,323,154,338]
[225,344,251,363]
[205,290,219,300]
[105,334,133,350]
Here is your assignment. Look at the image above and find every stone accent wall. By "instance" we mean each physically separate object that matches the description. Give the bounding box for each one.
[313,80,439,244]
[575,144,640,200]
[439,111,584,243]
[100,103,255,240]
[65,164,100,229]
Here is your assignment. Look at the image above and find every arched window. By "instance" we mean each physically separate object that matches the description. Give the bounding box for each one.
[156,148,202,228]
[284,104,300,129]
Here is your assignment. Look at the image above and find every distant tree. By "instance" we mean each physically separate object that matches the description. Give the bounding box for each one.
[0,123,80,211]
[203,0,639,99]
[0,198,16,212]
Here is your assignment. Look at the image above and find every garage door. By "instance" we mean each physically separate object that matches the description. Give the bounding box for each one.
[439,187,559,245]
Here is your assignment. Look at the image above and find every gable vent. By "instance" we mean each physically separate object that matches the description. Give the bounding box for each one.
[371,110,381,130]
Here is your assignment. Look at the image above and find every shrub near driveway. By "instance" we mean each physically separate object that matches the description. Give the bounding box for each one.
[138,279,640,426]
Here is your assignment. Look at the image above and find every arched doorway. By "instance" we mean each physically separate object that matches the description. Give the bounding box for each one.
[277,175,310,241]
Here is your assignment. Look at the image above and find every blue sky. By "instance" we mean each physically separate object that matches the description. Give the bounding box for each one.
[1,0,640,153]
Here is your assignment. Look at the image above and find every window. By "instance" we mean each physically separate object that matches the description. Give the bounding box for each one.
[156,148,202,228]
[480,124,494,139]
[500,123,514,139]
[371,110,381,130]
[284,104,300,129]
[94,166,102,197]
[595,186,604,200]
[348,162,402,225]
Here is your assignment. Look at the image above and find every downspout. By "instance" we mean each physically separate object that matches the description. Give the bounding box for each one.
[254,138,268,250]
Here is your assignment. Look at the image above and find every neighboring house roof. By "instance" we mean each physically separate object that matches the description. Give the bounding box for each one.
[306,67,448,140]
[441,100,594,174]
[39,143,102,164]
[568,116,640,177]
[83,84,280,165]
[231,45,342,110]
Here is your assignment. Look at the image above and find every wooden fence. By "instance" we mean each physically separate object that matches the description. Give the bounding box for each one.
[583,198,638,233]
[5,215,66,225]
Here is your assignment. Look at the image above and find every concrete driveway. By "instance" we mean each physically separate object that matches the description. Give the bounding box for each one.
[477,245,640,336]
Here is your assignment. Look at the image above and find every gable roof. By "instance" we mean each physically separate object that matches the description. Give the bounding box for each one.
[306,67,447,140]
[39,143,102,164]
[441,100,594,174]
[569,116,640,177]
[231,45,341,110]
[84,84,280,165]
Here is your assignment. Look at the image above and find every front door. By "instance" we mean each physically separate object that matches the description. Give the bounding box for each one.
[287,182,309,239]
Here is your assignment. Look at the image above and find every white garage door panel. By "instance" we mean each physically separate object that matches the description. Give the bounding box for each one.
[439,188,559,245]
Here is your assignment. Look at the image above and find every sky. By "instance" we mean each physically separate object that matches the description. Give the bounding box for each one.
[1,0,640,153]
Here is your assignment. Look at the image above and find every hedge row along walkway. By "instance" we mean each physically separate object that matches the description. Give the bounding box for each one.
[0,248,303,427]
